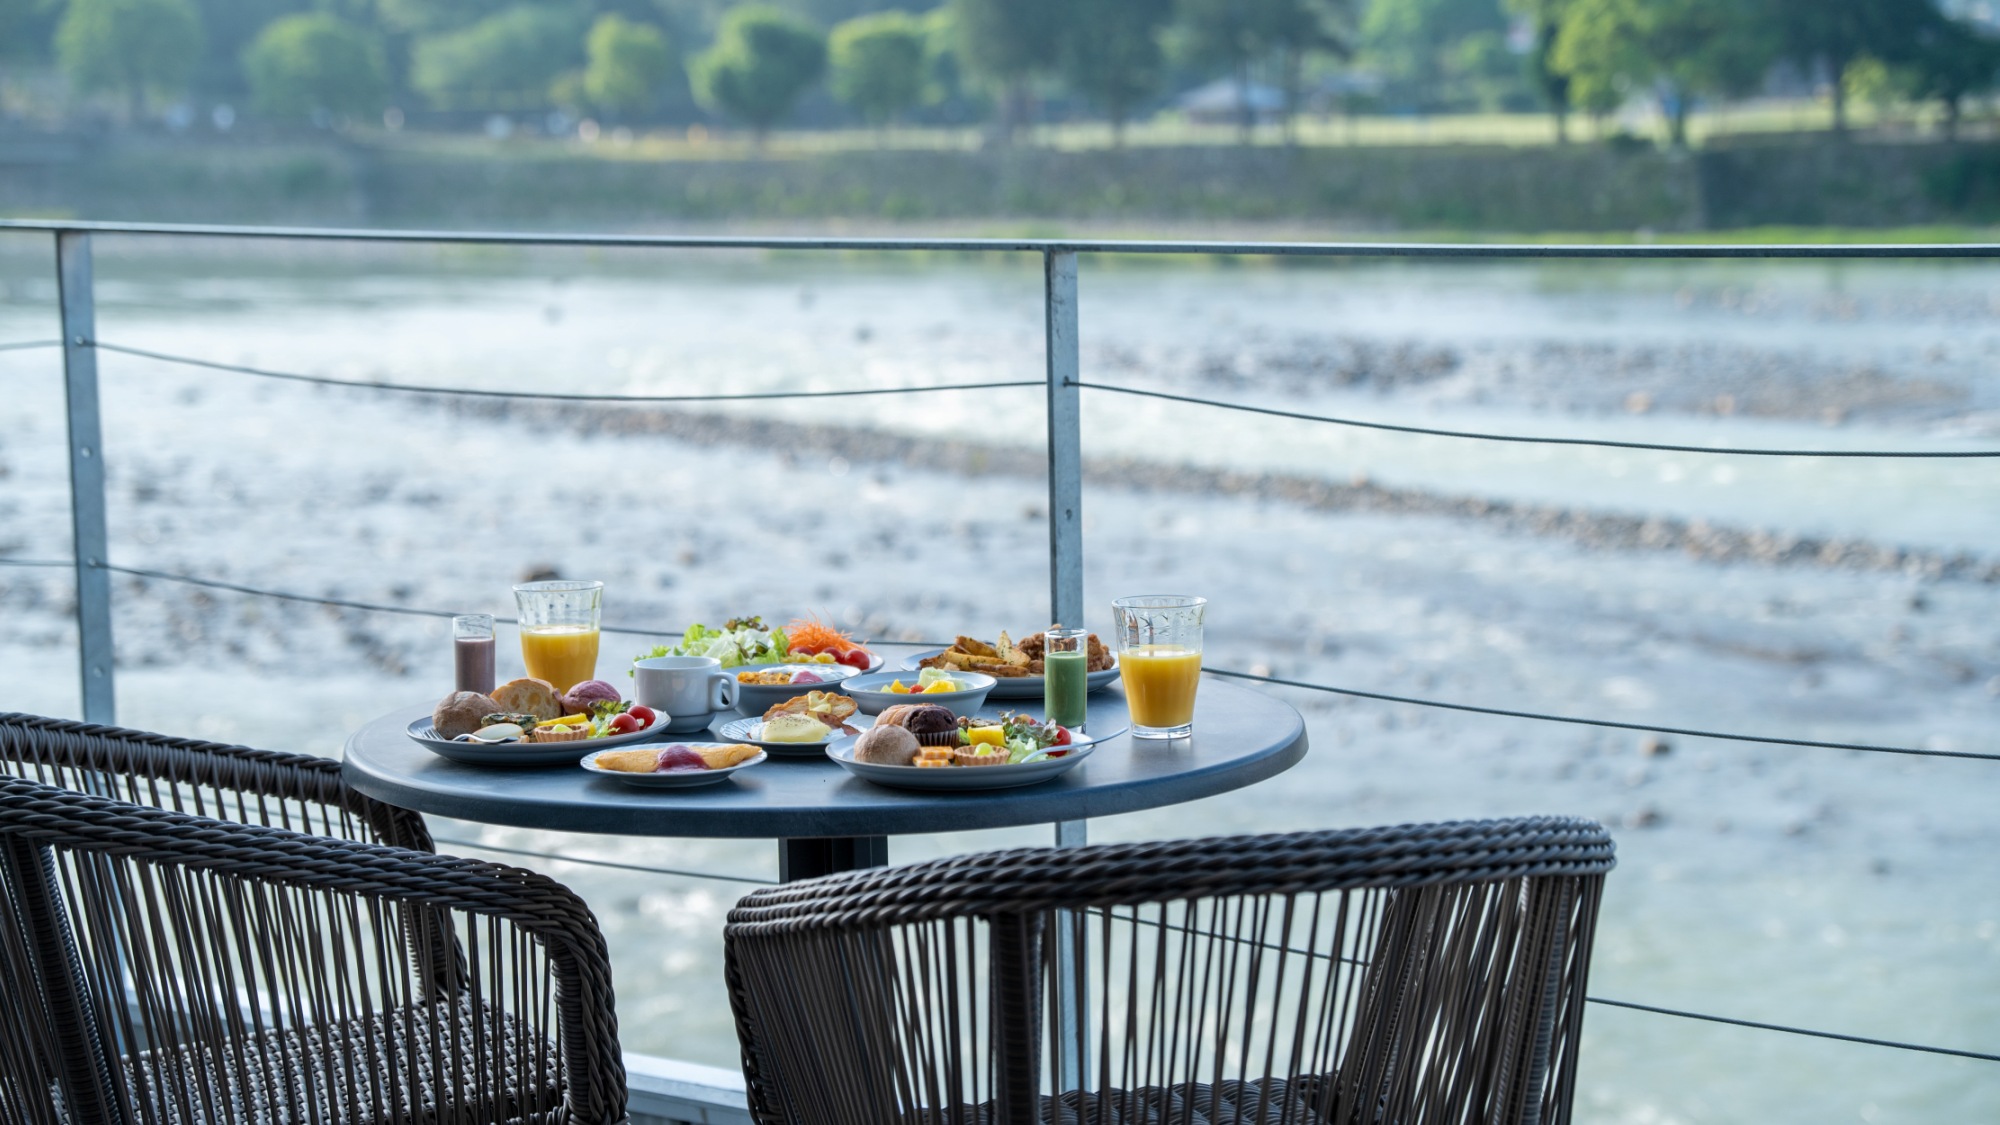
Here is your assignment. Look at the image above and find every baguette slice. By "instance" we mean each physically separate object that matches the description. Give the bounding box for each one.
[491,677,562,721]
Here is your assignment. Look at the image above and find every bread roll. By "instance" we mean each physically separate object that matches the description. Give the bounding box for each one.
[434,691,502,739]
[853,724,919,766]
[491,677,562,721]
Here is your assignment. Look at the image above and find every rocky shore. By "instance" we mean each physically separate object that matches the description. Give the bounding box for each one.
[450,397,2000,584]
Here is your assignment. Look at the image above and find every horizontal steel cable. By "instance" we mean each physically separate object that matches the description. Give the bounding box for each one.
[1076,380,2000,458]
[96,562,680,637]
[430,835,777,885]
[1203,666,1995,761]
[0,339,61,353]
[30,556,1987,762]
[95,341,1040,402]
[1106,907,1997,1062]
[1584,996,1999,1062]
[85,560,958,648]
[0,559,76,568]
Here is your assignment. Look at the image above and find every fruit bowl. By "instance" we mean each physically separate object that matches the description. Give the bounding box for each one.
[838,671,997,718]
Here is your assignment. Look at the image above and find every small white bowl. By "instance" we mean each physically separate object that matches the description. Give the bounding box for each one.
[838,671,997,717]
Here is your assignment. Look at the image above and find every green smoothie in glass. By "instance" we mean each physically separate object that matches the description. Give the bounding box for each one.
[1043,627,1090,731]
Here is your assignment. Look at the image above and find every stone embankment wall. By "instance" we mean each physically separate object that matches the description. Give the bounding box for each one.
[3,134,1998,231]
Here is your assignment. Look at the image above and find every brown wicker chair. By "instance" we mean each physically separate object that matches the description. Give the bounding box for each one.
[725,816,1614,1125]
[0,713,627,1124]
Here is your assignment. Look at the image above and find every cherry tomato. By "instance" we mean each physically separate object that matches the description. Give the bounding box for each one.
[1049,726,1073,747]
[628,705,657,727]
[608,713,642,735]
[836,648,872,670]
[790,644,823,657]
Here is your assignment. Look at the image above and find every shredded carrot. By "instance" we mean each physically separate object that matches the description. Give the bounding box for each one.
[787,616,869,654]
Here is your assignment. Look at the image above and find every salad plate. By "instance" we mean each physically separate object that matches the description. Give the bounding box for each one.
[712,714,861,758]
[827,739,1099,791]
[405,713,669,766]
[640,617,885,675]
[580,744,767,788]
[898,650,1121,700]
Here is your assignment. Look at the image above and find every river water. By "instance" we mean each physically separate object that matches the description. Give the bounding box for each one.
[0,237,1994,1123]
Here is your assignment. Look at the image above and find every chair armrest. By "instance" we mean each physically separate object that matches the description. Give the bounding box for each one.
[0,712,433,851]
[0,776,626,1125]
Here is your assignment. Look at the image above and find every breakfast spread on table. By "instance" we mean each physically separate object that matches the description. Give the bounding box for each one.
[917,631,1114,678]
[413,584,1195,798]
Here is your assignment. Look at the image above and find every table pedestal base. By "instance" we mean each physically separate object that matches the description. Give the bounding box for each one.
[780,835,888,882]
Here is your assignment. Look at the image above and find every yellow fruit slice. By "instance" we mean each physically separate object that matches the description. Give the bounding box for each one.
[965,727,1005,747]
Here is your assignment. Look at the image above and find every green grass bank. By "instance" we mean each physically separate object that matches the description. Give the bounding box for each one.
[6,134,2000,233]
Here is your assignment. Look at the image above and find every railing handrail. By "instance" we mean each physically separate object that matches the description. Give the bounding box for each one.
[6,216,2000,259]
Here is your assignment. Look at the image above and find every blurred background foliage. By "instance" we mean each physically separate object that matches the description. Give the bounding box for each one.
[1,0,1997,157]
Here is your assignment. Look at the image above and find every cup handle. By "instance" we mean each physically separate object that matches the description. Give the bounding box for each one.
[711,674,738,711]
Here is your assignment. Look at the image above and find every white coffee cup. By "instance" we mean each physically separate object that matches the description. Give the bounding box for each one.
[634,656,740,733]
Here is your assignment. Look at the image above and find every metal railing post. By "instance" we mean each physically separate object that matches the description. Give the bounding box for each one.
[1044,248,1089,1092]
[58,231,115,725]
[1045,248,1083,629]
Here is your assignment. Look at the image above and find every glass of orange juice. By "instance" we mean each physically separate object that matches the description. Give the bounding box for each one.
[1112,595,1205,740]
[512,580,602,693]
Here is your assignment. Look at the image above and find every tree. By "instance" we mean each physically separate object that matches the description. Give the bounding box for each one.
[1058,0,1171,145]
[581,14,674,116]
[1768,0,1931,136]
[830,9,927,127]
[1509,0,1575,141]
[56,0,203,120]
[950,0,1062,141]
[1360,0,1508,113]
[1183,0,1349,142]
[410,4,586,109]
[1552,0,1777,148]
[1904,15,2000,140]
[241,13,389,121]
[691,4,827,145]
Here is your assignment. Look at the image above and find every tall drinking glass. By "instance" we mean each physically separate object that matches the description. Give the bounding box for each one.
[452,614,495,696]
[1112,595,1205,740]
[1043,626,1090,732]
[513,580,602,693]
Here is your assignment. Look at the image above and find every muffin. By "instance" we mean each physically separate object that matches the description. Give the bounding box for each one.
[853,724,920,766]
[901,704,959,747]
[875,704,920,729]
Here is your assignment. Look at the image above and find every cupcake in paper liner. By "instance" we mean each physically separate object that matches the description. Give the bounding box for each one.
[901,704,960,747]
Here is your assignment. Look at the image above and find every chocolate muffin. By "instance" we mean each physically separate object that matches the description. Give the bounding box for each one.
[901,704,960,747]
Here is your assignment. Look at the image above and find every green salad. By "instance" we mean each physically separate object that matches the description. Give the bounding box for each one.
[632,616,790,671]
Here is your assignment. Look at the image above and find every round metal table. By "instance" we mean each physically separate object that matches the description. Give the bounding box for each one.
[343,678,1307,881]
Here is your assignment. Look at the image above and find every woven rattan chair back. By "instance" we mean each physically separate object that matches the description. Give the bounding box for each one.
[0,716,627,1125]
[0,712,432,850]
[726,816,1614,1125]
